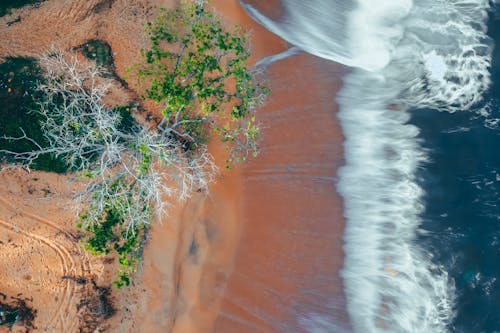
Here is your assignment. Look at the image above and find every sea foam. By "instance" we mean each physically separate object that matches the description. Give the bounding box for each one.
[241,0,494,332]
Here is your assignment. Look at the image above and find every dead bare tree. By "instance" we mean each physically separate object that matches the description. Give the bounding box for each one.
[0,51,216,233]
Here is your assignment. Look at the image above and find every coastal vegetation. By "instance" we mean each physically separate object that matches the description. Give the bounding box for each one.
[134,0,268,166]
[0,0,267,287]
[77,279,116,331]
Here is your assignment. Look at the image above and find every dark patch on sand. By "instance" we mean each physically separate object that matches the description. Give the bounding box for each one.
[0,294,37,332]
[77,279,116,333]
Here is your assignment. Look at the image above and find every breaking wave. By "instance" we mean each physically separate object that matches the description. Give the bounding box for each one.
[241,0,494,332]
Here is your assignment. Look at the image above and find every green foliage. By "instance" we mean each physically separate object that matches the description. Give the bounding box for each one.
[83,208,120,256]
[80,1,270,286]
[1,0,268,291]
[73,101,155,288]
[135,0,268,162]
[82,178,146,289]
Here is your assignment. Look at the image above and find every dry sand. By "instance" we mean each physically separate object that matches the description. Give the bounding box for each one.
[0,0,347,332]
[0,168,114,332]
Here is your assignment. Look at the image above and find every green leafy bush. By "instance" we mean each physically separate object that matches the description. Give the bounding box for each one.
[135,0,269,165]
[80,179,145,288]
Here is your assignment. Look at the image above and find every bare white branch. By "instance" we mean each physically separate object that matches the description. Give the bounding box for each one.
[1,50,217,232]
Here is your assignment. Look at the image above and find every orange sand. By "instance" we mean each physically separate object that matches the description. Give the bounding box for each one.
[0,0,348,332]
[213,2,350,332]
[0,169,106,332]
[213,52,349,332]
[0,1,177,331]
[238,0,284,20]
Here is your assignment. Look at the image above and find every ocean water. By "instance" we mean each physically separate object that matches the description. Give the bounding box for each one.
[411,8,500,332]
[242,0,500,332]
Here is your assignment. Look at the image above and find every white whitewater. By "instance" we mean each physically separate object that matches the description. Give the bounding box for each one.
[241,0,494,332]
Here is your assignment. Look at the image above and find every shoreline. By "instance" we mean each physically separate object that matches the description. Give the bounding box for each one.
[210,1,350,331]
[114,1,350,331]
[0,1,349,331]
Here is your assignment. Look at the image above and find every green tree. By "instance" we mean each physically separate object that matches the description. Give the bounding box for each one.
[136,0,269,165]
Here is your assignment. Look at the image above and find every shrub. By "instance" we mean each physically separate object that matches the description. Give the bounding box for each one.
[135,0,269,165]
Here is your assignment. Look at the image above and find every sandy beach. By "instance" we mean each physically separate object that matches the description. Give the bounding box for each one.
[157,1,349,331]
[212,3,349,331]
[213,52,349,333]
[0,1,347,332]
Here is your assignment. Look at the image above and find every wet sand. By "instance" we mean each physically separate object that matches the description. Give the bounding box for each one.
[117,1,349,332]
[214,52,349,332]
[0,0,348,332]
[234,0,284,20]
[117,3,291,331]
[211,1,350,332]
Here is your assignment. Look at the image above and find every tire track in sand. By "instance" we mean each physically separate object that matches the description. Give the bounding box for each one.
[0,197,89,332]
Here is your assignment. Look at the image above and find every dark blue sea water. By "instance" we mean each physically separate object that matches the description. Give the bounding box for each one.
[411,8,500,333]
